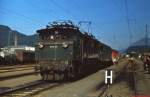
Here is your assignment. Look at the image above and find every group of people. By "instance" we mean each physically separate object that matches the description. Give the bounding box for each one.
[142,55,150,74]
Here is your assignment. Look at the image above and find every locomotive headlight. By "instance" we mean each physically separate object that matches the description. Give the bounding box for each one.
[38,43,44,49]
[50,35,54,40]
[62,42,69,48]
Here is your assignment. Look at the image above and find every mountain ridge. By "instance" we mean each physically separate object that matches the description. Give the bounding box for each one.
[0,25,37,48]
[126,37,150,53]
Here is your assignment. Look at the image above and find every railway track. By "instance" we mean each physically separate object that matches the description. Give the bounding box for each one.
[0,71,39,81]
[0,80,60,97]
[0,64,39,81]
[95,58,137,97]
[0,67,35,73]
[126,58,138,96]
[0,64,35,70]
[0,65,35,73]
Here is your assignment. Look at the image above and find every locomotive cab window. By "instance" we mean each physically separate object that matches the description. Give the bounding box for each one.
[38,30,72,41]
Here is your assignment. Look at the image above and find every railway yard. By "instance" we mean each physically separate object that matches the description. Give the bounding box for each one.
[0,58,149,97]
[0,0,150,97]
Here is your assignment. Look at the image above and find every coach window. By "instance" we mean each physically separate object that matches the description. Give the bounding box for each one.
[100,46,103,51]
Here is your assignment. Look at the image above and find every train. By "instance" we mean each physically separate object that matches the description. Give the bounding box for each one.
[35,20,114,81]
[0,56,3,65]
[0,48,35,65]
[112,49,120,64]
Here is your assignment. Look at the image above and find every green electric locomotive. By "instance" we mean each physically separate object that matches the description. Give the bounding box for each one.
[35,21,113,81]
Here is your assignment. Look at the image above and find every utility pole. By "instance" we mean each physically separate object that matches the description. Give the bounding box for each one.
[124,0,132,46]
[113,32,117,49]
[14,33,18,47]
[145,24,148,53]
[7,30,11,46]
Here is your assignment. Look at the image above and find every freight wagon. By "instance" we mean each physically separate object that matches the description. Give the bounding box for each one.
[15,50,35,64]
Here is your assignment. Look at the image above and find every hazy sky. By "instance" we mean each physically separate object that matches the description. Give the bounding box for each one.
[0,0,150,50]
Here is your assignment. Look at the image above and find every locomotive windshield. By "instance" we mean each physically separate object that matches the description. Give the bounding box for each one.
[38,30,72,41]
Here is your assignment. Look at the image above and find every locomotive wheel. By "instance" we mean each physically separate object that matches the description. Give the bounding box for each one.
[59,73,65,81]
[69,66,80,80]
[41,73,46,80]
[78,66,82,78]
[63,69,69,81]
[42,74,45,80]
[68,67,73,78]
[52,72,65,81]
[54,73,60,81]
[40,72,45,80]
[40,71,48,81]
[43,73,48,80]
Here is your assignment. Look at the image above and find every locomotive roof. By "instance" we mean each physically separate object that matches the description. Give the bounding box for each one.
[37,21,79,34]
[36,21,112,49]
[37,21,96,39]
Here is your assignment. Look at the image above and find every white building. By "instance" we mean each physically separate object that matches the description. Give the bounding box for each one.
[0,46,35,57]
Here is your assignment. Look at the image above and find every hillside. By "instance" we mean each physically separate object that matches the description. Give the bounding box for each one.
[126,37,150,53]
[0,25,37,48]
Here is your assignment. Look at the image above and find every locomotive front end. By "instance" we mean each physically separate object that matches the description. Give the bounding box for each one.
[36,41,73,72]
[35,21,78,80]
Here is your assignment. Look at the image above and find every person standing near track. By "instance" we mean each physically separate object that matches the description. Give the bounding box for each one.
[143,55,148,71]
[147,55,150,74]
